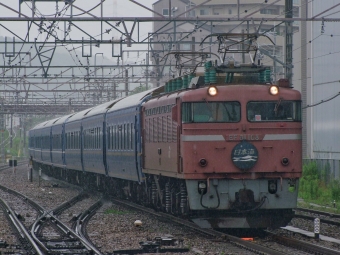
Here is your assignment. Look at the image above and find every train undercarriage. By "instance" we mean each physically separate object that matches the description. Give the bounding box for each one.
[34,161,295,229]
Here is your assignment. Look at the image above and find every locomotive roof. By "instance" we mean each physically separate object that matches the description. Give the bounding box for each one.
[107,87,161,112]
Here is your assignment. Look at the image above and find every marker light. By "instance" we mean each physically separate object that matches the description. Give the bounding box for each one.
[199,158,208,167]
[208,86,218,96]
[269,85,279,95]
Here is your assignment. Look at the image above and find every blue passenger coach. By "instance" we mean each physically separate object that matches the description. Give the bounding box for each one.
[29,87,159,184]
[64,108,93,172]
[105,89,157,182]
[51,114,73,168]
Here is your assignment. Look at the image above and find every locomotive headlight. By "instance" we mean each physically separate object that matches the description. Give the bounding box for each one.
[198,182,207,189]
[198,181,207,195]
[269,85,279,95]
[268,180,278,194]
[208,86,218,96]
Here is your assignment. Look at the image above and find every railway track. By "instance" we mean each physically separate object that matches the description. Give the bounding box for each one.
[0,180,103,254]
[2,164,340,254]
[265,230,340,255]
[109,198,284,255]
[0,195,42,254]
[295,207,340,224]
[109,197,340,255]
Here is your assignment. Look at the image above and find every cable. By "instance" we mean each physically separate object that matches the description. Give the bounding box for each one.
[303,91,340,109]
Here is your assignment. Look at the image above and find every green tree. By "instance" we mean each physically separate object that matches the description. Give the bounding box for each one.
[129,85,149,95]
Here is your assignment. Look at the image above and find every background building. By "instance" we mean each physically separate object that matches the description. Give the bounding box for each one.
[304,0,340,178]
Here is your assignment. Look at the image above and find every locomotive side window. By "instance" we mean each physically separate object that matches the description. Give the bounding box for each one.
[182,101,241,123]
[247,101,302,122]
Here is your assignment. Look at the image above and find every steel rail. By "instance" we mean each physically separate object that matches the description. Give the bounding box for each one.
[0,189,45,254]
[31,196,102,254]
[75,199,104,255]
[295,207,340,219]
[295,213,340,227]
[268,230,340,255]
[110,198,286,255]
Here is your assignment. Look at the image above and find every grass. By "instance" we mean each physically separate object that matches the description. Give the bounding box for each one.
[298,160,340,214]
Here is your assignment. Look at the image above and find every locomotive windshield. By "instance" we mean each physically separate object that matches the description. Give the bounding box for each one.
[247,101,301,122]
[182,101,241,123]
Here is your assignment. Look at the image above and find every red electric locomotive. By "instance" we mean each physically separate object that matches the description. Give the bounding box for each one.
[142,62,302,229]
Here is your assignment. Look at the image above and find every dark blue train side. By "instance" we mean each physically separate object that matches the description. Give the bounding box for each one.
[29,88,159,186]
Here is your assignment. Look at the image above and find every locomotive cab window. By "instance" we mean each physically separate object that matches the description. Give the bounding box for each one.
[247,101,302,122]
[182,101,241,123]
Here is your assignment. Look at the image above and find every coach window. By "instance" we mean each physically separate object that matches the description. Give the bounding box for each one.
[93,128,95,149]
[122,124,125,149]
[182,101,241,123]
[107,126,111,150]
[76,131,79,149]
[95,128,97,149]
[96,127,99,149]
[116,126,119,149]
[113,126,116,150]
[120,125,123,150]
[87,130,89,149]
[247,101,302,122]
[117,125,121,150]
[126,124,130,150]
[91,128,94,149]
[93,128,96,149]
[97,127,100,149]
[131,123,134,149]
[84,130,87,149]
[83,131,86,149]
[98,128,100,149]
[153,118,158,142]
[118,125,121,149]
[94,128,97,149]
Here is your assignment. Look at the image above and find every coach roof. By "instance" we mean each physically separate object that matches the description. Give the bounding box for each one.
[82,98,122,118]
[65,107,94,123]
[107,87,160,113]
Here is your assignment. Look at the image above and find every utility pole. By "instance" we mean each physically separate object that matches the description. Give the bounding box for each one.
[125,69,129,96]
[23,115,26,157]
[285,0,293,85]
[10,114,13,148]
[146,53,149,90]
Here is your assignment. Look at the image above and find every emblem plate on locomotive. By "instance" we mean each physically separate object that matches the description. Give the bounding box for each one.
[231,141,258,170]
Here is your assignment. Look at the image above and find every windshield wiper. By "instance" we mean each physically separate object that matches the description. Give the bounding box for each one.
[274,97,283,116]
